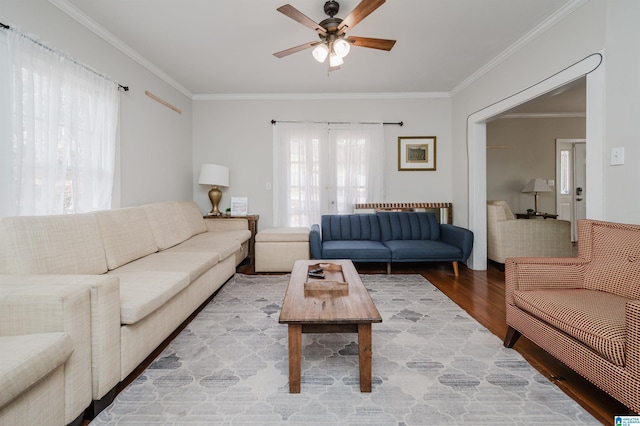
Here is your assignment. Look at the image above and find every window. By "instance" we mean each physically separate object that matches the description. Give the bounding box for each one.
[273,122,384,227]
[0,27,119,216]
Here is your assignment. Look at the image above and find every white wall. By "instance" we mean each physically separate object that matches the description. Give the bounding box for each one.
[602,0,640,222]
[451,0,608,228]
[487,117,586,214]
[193,96,452,228]
[2,1,194,207]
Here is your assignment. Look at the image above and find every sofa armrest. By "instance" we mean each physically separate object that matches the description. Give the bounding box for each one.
[504,257,589,305]
[310,224,322,259]
[491,219,572,262]
[440,224,474,262]
[0,284,92,424]
[627,300,640,377]
[0,274,121,400]
[204,218,248,232]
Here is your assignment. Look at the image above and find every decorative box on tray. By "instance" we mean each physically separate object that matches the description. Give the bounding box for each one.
[304,263,348,291]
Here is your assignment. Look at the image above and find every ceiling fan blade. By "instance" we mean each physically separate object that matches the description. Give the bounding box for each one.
[273,41,320,58]
[346,36,396,51]
[337,0,386,34]
[277,4,327,36]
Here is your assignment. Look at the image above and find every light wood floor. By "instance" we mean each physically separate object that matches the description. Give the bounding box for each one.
[357,260,627,426]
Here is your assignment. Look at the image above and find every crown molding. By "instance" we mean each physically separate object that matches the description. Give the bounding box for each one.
[192,92,450,101]
[499,112,586,119]
[48,0,193,99]
[49,0,587,101]
[450,0,589,96]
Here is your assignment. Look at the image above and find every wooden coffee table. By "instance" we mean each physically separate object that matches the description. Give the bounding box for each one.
[279,259,382,393]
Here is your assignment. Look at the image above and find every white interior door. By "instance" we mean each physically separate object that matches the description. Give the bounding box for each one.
[574,143,587,227]
[556,139,586,241]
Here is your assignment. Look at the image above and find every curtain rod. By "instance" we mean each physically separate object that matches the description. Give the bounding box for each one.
[271,120,403,126]
[0,21,129,92]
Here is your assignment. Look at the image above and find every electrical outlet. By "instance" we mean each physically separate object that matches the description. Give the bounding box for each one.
[547,179,555,187]
[611,147,625,165]
[265,182,271,190]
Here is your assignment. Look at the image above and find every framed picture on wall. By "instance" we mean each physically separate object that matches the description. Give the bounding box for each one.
[398,136,436,171]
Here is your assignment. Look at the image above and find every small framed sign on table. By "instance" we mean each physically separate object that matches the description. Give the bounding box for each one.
[398,136,436,171]
[230,197,248,216]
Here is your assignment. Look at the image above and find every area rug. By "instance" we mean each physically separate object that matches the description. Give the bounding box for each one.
[90,274,598,425]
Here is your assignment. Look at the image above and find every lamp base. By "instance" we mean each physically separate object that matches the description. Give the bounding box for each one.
[208,185,223,216]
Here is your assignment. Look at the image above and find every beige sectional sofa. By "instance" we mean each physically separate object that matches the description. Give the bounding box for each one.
[0,285,91,426]
[0,201,250,424]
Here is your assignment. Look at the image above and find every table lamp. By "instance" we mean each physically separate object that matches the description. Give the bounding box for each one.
[521,178,552,213]
[198,164,229,216]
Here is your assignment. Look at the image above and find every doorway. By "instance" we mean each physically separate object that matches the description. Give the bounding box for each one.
[556,139,587,241]
[466,53,604,271]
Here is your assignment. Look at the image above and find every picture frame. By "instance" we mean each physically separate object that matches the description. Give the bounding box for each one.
[398,136,436,171]
[230,197,248,216]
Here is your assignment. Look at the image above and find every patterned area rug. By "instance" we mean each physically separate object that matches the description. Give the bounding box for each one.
[91,274,598,425]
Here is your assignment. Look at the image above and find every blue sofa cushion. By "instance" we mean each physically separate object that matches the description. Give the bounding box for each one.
[322,240,390,262]
[384,240,463,261]
[377,212,440,241]
[321,214,382,241]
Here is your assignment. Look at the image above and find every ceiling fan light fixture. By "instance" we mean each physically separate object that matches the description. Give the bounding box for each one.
[333,38,351,57]
[329,51,344,67]
[312,43,329,62]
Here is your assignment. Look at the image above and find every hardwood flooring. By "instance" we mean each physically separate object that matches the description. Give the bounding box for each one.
[357,261,627,426]
[85,260,627,425]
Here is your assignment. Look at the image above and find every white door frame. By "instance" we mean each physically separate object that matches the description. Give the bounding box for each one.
[466,53,605,271]
[556,139,587,241]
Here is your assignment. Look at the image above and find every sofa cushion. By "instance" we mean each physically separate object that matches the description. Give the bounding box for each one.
[109,271,190,324]
[321,214,382,241]
[167,232,242,261]
[0,214,108,275]
[384,240,462,261]
[584,226,640,300]
[378,212,440,241]
[95,207,158,270]
[111,251,218,283]
[513,288,627,367]
[143,201,193,250]
[0,332,72,408]
[179,201,208,236]
[322,240,390,261]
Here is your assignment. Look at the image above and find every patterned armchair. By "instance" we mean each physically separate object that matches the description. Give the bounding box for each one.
[487,200,573,268]
[503,219,640,413]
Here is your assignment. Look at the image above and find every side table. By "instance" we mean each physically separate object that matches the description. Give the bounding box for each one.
[203,214,259,264]
[515,213,558,219]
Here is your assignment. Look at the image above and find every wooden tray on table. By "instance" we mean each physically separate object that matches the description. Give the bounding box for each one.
[304,262,348,291]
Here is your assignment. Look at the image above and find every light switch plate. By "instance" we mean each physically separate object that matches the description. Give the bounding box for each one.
[611,147,625,165]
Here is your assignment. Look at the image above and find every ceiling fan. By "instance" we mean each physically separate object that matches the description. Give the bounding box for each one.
[273,0,396,71]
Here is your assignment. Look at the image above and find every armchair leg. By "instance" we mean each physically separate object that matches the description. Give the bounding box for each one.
[452,261,459,277]
[503,326,521,348]
[386,262,391,274]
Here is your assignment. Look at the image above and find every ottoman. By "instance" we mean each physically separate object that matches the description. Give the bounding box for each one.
[255,227,310,272]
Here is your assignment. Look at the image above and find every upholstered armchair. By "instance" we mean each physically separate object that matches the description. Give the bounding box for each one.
[487,200,573,268]
[503,219,640,413]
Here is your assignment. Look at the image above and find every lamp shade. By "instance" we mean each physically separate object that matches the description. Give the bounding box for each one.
[521,178,551,193]
[198,164,229,187]
[312,43,329,63]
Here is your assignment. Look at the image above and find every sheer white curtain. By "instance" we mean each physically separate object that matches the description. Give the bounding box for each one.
[328,123,383,215]
[273,121,384,227]
[1,28,119,216]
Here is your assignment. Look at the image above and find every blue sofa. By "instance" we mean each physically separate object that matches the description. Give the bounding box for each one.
[309,212,474,275]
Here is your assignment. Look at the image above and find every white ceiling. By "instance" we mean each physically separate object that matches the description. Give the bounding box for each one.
[56,0,580,98]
